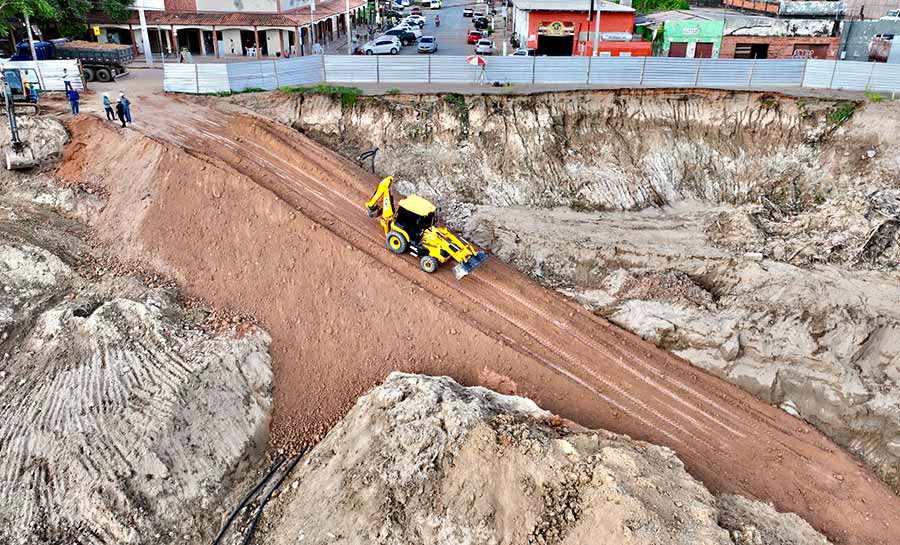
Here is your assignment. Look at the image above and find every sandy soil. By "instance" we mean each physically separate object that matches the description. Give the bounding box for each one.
[55,97,900,545]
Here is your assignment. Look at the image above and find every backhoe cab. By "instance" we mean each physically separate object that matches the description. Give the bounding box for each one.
[365,176,488,279]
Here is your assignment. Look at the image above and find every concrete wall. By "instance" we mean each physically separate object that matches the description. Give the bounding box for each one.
[840,19,900,61]
[843,0,898,18]
[724,17,838,37]
[222,29,244,55]
[194,0,278,13]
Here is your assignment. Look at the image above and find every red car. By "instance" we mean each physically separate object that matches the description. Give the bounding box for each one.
[411,6,422,15]
[467,30,482,44]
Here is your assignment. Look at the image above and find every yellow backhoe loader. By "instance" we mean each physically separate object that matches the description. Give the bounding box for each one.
[365,176,488,279]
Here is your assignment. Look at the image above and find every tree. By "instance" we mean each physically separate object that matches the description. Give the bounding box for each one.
[0,0,56,37]
[45,0,135,37]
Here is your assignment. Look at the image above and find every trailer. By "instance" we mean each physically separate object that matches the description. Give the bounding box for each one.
[11,39,134,83]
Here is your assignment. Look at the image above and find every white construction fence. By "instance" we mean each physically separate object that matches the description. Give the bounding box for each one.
[0,60,84,91]
[164,56,900,96]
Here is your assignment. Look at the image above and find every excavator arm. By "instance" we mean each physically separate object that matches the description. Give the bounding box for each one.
[365,176,396,228]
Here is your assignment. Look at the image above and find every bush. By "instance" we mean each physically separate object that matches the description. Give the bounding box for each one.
[826,102,858,126]
[235,87,266,94]
[386,88,401,95]
[280,84,363,108]
[864,90,884,103]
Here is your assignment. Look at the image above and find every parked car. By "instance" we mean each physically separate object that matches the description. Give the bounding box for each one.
[475,39,494,55]
[405,14,426,27]
[411,6,422,15]
[463,7,473,17]
[383,27,418,45]
[393,0,410,6]
[430,0,442,8]
[472,10,485,17]
[417,35,437,54]
[473,16,490,30]
[363,36,401,55]
[393,23,423,39]
[510,48,536,56]
[384,9,404,19]
[467,30,482,44]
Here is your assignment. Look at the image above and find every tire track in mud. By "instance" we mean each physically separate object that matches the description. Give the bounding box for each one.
[81,96,900,545]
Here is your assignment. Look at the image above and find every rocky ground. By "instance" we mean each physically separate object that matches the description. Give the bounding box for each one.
[248,373,830,545]
[232,89,900,494]
[0,118,273,545]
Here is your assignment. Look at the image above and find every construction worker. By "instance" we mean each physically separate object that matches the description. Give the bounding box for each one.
[102,93,116,121]
[66,88,79,115]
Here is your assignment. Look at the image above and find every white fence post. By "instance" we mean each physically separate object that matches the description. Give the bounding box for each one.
[747,58,756,88]
[376,55,381,83]
[638,56,647,87]
[428,55,432,83]
[194,64,200,94]
[585,56,592,85]
[828,60,839,90]
[693,59,702,87]
[532,55,537,84]
[321,55,327,83]
[273,60,280,89]
[864,62,876,92]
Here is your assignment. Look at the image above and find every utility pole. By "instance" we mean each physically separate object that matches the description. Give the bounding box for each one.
[592,0,602,56]
[23,13,44,89]
[138,8,154,66]
[346,0,353,55]
[310,0,316,53]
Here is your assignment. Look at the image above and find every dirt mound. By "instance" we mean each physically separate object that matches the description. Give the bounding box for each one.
[0,115,69,166]
[254,373,830,545]
[54,99,900,545]
[0,184,273,544]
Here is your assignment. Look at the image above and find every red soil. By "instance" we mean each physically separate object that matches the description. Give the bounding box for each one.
[56,96,900,545]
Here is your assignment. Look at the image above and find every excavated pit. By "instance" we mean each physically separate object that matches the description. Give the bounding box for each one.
[44,94,900,545]
[229,89,900,497]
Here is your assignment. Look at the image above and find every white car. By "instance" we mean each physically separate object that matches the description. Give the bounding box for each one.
[404,15,426,27]
[363,36,401,55]
[430,0,442,8]
[510,48,536,57]
[392,0,410,7]
[392,23,423,39]
[475,39,494,55]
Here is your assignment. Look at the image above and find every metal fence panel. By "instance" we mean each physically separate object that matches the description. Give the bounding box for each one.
[227,62,266,92]
[748,59,805,87]
[869,63,900,93]
[196,64,230,94]
[641,58,700,87]
[323,56,379,82]
[534,57,590,84]
[2,60,84,91]
[802,59,835,88]
[428,56,479,83]
[830,60,875,91]
[587,57,645,85]
[164,64,199,93]
[697,59,753,88]
[257,61,279,89]
[484,56,534,84]
[377,56,429,83]
[277,57,323,87]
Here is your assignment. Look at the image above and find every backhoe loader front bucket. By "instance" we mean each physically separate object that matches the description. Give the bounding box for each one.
[453,250,488,280]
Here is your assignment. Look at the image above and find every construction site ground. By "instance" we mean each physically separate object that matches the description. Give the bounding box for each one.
[52,88,900,545]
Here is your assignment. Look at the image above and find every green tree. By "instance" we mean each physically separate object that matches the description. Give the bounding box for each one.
[633,0,690,13]
[0,0,56,37]
[45,0,135,37]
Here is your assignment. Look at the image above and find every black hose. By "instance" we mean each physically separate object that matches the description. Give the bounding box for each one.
[211,458,285,545]
[240,447,309,545]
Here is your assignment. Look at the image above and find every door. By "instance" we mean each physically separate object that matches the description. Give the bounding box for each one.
[695,42,714,58]
[793,43,828,59]
[668,41,688,57]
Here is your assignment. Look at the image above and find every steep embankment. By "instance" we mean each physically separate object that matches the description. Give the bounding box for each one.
[53,98,900,545]
[231,89,900,495]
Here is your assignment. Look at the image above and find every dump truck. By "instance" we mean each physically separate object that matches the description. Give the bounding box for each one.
[12,39,133,83]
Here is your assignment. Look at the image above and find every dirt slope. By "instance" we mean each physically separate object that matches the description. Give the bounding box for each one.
[56,97,900,545]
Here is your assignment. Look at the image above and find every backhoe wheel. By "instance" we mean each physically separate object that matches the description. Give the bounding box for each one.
[386,231,408,254]
[420,256,438,273]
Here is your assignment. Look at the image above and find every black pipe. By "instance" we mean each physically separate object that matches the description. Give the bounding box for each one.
[211,458,285,545]
[241,447,309,545]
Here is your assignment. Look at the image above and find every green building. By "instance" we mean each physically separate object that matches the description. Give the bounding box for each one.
[658,20,725,58]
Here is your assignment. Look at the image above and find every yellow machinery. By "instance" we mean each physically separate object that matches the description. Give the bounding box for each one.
[365,176,488,279]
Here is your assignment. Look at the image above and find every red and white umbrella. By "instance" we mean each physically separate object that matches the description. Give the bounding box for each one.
[465,54,487,67]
